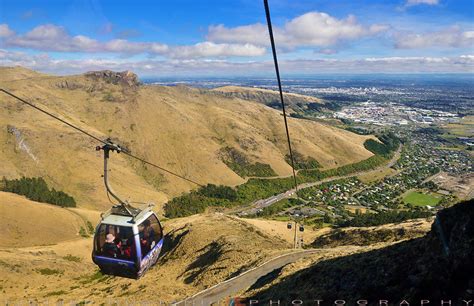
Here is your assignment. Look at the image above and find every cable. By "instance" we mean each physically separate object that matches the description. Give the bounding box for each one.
[1,89,106,145]
[122,151,203,187]
[263,0,298,193]
[0,88,204,187]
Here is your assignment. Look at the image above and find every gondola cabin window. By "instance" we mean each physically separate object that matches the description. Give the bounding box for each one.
[95,224,136,261]
[138,214,163,258]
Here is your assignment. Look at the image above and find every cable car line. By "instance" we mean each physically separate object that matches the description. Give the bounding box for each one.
[0,88,204,187]
[263,0,298,194]
[2,0,306,269]
[264,0,305,249]
[1,88,106,145]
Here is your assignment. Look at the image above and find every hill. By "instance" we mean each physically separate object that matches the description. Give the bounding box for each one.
[0,208,291,303]
[1,189,463,303]
[245,200,474,300]
[211,85,323,112]
[0,191,98,247]
[0,66,374,210]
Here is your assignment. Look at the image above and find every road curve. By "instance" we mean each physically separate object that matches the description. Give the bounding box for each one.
[237,144,403,216]
[172,250,322,306]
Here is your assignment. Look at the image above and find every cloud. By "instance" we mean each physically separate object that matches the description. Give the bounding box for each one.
[395,26,474,49]
[2,49,472,76]
[405,0,439,7]
[207,23,268,46]
[0,24,15,38]
[169,42,266,59]
[316,48,338,55]
[208,12,388,49]
[0,24,265,59]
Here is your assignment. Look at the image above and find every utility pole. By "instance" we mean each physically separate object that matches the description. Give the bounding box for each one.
[293,220,298,249]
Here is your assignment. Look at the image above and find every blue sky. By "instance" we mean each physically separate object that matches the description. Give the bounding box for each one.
[0,0,473,76]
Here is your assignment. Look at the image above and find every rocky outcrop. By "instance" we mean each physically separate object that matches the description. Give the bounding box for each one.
[7,125,39,163]
[55,80,83,90]
[84,70,140,87]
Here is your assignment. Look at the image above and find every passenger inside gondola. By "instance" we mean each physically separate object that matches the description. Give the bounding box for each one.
[95,224,136,261]
[139,219,155,256]
[137,215,163,258]
[103,233,120,258]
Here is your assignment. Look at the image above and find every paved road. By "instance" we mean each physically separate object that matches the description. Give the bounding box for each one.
[172,250,321,306]
[238,145,403,216]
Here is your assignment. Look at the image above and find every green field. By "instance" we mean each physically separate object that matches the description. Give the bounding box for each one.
[403,191,441,207]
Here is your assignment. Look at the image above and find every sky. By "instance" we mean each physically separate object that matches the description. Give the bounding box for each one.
[0,0,473,77]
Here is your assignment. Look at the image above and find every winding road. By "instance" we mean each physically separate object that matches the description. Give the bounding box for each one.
[172,250,322,306]
[173,146,403,305]
[238,145,402,216]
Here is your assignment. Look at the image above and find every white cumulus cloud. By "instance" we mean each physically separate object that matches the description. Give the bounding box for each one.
[207,11,388,49]
[169,42,266,59]
[0,24,15,38]
[395,26,474,49]
[0,24,263,59]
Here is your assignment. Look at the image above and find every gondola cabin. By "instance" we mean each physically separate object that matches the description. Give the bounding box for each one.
[92,141,164,279]
[92,204,163,279]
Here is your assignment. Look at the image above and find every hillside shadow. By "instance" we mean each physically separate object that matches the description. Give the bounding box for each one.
[246,265,287,292]
[159,226,189,264]
[226,259,261,280]
[181,241,224,284]
[250,200,474,302]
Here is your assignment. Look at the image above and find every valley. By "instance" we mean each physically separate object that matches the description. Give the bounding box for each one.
[0,67,472,303]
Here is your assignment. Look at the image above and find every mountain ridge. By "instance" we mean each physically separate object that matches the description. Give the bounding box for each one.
[0,66,374,210]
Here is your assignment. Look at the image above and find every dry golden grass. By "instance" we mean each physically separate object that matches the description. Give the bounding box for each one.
[0,66,373,210]
[212,85,322,104]
[234,217,329,245]
[0,192,99,247]
[0,207,291,303]
[0,192,432,303]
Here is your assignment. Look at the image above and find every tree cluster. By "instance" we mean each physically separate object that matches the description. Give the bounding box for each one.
[164,184,238,218]
[1,177,76,207]
[338,210,432,227]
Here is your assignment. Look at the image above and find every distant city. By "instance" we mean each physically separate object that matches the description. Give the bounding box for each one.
[147,74,474,221]
[333,101,458,126]
[145,74,474,115]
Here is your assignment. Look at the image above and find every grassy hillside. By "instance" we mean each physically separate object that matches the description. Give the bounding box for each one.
[0,212,290,302]
[211,85,323,111]
[246,200,474,300]
[0,66,373,210]
[0,191,98,247]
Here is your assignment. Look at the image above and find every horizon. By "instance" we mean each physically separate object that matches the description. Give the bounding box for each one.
[1,0,473,76]
[5,65,474,80]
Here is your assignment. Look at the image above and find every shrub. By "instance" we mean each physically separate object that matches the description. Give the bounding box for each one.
[338,210,432,227]
[164,134,400,219]
[1,177,76,207]
[364,132,400,157]
[63,254,81,262]
[164,184,238,218]
[285,151,321,170]
[36,268,63,275]
[219,147,277,177]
